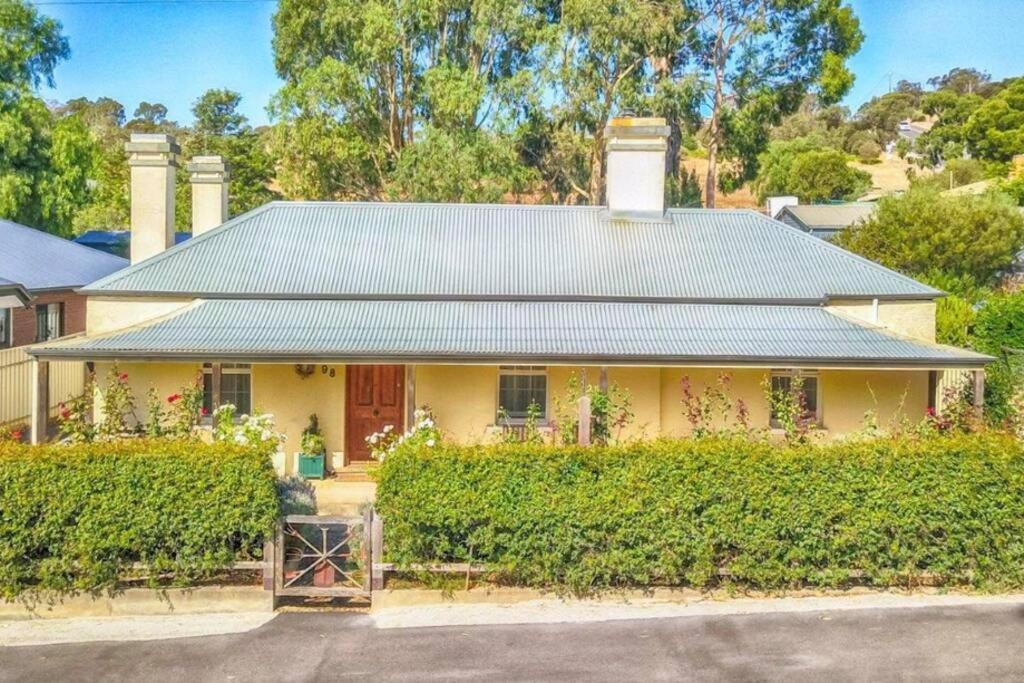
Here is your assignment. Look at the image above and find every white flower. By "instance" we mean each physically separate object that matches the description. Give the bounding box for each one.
[383,424,394,433]
[425,439,436,447]
[368,434,378,445]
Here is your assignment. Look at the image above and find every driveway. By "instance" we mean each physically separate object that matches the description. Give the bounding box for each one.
[3,603,1024,681]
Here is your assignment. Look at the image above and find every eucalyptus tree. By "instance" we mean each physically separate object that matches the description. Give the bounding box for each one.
[270,0,552,201]
[685,0,862,206]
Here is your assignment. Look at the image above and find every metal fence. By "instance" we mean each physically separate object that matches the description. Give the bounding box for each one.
[0,346,85,426]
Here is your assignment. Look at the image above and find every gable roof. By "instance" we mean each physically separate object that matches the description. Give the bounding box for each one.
[777,203,876,234]
[83,202,937,302]
[29,299,989,368]
[0,219,127,291]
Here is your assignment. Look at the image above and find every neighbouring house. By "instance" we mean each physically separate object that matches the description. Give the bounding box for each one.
[0,219,126,427]
[74,229,191,258]
[28,125,990,472]
[0,219,126,349]
[775,202,877,240]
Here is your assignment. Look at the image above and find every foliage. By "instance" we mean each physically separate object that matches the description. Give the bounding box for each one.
[963,79,1024,162]
[752,137,869,203]
[836,186,1024,286]
[934,293,976,347]
[761,373,815,442]
[0,439,279,599]
[679,373,749,438]
[300,413,325,455]
[376,433,1024,593]
[692,0,864,206]
[553,372,633,445]
[497,401,545,445]
[853,89,920,145]
[211,404,285,455]
[0,424,25,442]
[368,407,441,462]
[971,291,1024,427]
[912,158,988,192]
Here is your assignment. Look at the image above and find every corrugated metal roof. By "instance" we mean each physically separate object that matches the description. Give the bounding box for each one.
[31,299,989,367]
[778,203,876,232]
[82,202,936,301]
[0,219,127,290]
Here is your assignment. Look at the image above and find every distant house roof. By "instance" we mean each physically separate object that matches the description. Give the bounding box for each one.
[0,276,31,308]
[74,230,191,254]
[83,202,937,302]
[30,299,990,368]
[776,203,877,239]
[0,219,127,292]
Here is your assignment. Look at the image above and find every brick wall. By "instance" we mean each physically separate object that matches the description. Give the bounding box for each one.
[8,290,87,348]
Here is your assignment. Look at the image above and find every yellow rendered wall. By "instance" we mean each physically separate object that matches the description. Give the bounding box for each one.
[827,300,937,343]
[92,361,201,426]
[89,363,933,452]
[659,368,770,437]
[818,369,929,434]
[86,297,195,335]
[414,365,497,443]
[251,364,347,460]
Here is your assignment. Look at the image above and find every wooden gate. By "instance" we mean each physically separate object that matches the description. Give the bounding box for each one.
[273,512,378,598]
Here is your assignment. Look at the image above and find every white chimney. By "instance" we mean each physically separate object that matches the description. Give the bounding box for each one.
[187,155,230,236]
[126,133,179,264]
[604,116,670,219]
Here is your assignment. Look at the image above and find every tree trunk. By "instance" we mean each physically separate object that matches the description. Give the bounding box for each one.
[705,14,727,209]
[589,129,604,206]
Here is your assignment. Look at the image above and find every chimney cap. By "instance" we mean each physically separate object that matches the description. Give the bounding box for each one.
[125,132,180,155]
[187,155,230,179]
[605,116,670,139]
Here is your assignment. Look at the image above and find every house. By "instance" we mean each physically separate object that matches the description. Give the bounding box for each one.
[74,229,191,258]
[0,219,126,349]
[775,202,877,240]
[27,124,990,471]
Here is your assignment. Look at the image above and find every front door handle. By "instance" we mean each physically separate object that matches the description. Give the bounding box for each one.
[372,409,380,417]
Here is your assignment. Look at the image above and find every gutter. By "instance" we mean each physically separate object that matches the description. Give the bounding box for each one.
[24,348,994,370]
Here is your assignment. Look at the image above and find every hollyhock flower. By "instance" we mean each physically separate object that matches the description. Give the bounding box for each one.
[119,373,129,381]
[167,393,182,403]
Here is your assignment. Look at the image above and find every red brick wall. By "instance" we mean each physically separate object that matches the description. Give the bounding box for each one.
[8,290,87,348]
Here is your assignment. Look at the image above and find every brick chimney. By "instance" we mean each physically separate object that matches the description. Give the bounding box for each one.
[187,155,230,236]
[126,133,179,264]
[604,116,670,219]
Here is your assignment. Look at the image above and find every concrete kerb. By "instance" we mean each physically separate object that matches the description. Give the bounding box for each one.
[0,585,272,621]
[369,586,1024,629]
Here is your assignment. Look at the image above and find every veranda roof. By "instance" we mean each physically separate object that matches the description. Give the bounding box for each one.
[29,299,990,368]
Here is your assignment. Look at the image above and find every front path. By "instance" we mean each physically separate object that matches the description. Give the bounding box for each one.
[3,603,1024,681]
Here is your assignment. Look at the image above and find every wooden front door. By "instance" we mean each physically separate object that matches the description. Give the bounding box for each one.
[345,365,405,462]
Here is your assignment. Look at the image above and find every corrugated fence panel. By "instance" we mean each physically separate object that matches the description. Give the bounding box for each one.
[0,346,84,426]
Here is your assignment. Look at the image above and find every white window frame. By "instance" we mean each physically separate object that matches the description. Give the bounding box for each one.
[0,308,9,348]
[35,302,63,342]
[496,365,548,423]
[768,369,823,429]
[202,363,253,421]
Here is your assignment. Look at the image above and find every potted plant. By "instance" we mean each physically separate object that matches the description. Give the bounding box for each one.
[298,414,326,479]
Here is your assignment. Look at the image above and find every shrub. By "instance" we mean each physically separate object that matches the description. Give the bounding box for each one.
[376,434,1024,594]
[0,439,280,599]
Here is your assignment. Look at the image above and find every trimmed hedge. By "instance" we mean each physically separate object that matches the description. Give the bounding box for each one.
[376,435,1024,593]
[0,440,280,599]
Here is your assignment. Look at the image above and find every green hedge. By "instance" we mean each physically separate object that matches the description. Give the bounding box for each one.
[0,440,280,599]
[376,435,1024,593]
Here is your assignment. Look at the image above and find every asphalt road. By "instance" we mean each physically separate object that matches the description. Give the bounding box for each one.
[3,603,1024,682]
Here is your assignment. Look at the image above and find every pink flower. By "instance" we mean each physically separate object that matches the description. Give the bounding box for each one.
[10,430,22,440]
[200,407,210,417]
[167,393,182,403]
[119,373,129,381]
[60,409,71,419]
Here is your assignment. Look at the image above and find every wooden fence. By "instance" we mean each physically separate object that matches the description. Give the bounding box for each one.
[0,346,85,426]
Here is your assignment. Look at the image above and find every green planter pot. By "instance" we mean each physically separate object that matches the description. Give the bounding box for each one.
[298,453,325,479]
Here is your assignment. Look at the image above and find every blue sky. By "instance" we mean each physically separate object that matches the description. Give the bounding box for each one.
[36,0,1024,128]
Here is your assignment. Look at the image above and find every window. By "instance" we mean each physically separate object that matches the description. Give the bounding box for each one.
[35,303,63,342]
[497,366,547,421]
[769,370,821,428]
[0,308,9,348]
[202,363,252,417]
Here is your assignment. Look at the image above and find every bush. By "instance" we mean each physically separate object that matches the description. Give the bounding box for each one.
[376,435,1024,594]
[0,439,280,599]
